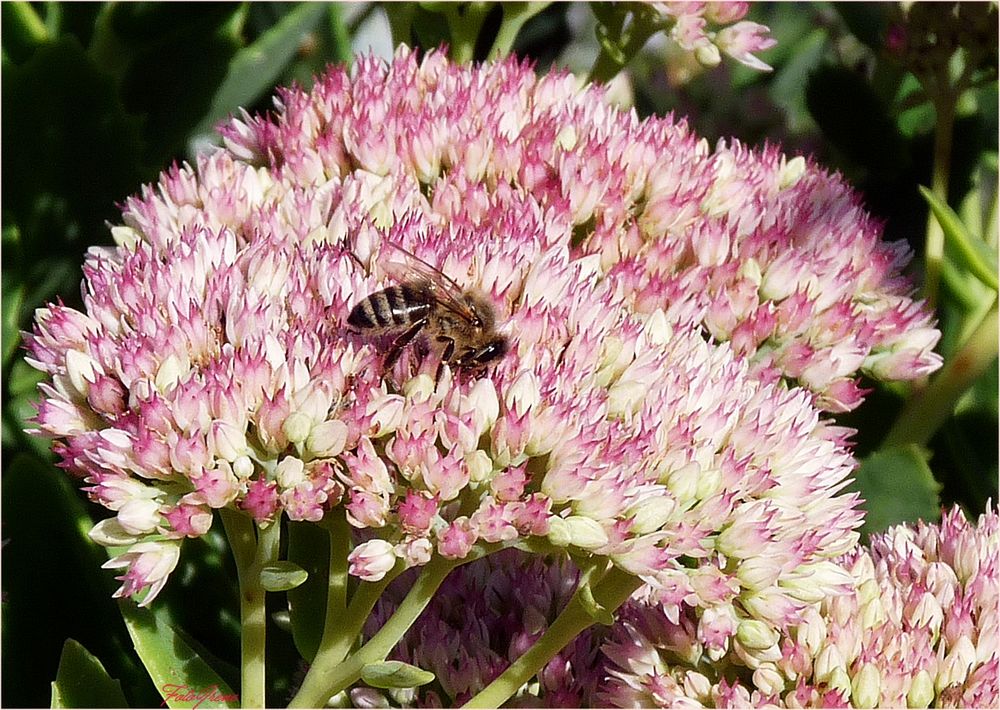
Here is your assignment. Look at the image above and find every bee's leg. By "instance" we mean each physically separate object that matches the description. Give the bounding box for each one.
[435,337,455,383]
[384,319,427,370]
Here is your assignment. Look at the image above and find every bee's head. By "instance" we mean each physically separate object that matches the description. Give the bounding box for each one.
[462,289,497,331]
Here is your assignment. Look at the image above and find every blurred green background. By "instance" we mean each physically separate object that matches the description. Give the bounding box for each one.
[2,2,996,707]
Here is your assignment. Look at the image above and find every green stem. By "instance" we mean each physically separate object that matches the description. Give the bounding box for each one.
[221,509,282,710]
[6,2,48,45]
[327,2,353,65]
[586,44,626,85]
[586,24,656,85]
[326,513,351,619]
[883,302,998,447]
[288,556,460,708]
[308,560,399,676]
[488,2,551,59]
[445,2,489,63]
[923,88,956,309]
[385,2,415,48]
[463,565,642,708]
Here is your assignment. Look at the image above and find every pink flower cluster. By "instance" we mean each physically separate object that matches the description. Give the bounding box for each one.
[353,507,997,708]
[356,550,597,707]
[26,49,934,608]
[600,506,999,708]
[652,1,777,71]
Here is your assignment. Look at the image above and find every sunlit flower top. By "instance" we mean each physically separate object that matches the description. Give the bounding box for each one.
[26,48,923,607]
[599,505,999,708]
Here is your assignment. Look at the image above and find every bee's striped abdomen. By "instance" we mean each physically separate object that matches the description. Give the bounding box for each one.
[348,283,433,330]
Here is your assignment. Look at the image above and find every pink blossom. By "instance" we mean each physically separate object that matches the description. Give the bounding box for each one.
[348,538,397,582]
[26,49,933,609]
[598,506,999,708]
[102,540,182,607]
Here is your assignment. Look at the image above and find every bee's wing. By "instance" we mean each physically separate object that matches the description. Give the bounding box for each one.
[381,242,477,321]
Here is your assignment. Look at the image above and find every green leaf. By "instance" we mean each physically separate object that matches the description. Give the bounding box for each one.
[2,454,160,708]
[98,4,244,165]
[834,2,891,52]
[2,276,24,368]
[119,602,238,708]
[1,1,49,63]
[260,561,309,592]
[286,520,330,662]
[193,2,326,138]
[768,28,828,134]
[410,4,452,51]
[850,445,942,537]
[51,639,128,708]
[920,185,999,291]
[2,37,146,257]
[360,661,435,690]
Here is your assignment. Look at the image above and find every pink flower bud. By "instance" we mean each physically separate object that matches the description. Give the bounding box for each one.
[348,539,397,582]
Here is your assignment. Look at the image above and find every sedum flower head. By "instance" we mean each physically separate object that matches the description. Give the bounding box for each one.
[651,1,777,72]
[355,550,598,707]
[27,48,926,606]
[598,505,999,708]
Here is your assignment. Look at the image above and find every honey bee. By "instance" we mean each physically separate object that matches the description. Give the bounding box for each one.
[348,243,509,379]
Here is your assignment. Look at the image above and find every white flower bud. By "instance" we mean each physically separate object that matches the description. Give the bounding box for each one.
[738,556,782,591]
[936,636,975,692]
[466,381,500,439]
[740,257,763,287]
[348,539,397,582]
[564,516,609,550]
[796,609,827,657]
[779,156,807,189]
[306,419,348,457]
[695,43,722,67]
[368,394,405,437]
[505,370,540,416]
[595,336,626,386]
[65,349,99,398]
[642,308,672,346]
[682,671,711,702]
[110,225,141,249]
[275,456,306,488]
[154,354,188,393]
[555,125,577,151]
[118,498,162,535]
[282,412,312,444]
[209,420,248,461]
[233,455,255,479]
[737,619,780,651]
[781,561,854,603]
[851,663,881,708]
[403,373,435,402]
[906,669,934,708]
[664,461,700,504]
[546,517,572,548]
[88,518,141,547]
[627,497,676,534]
[814,644,846,684]
[607,379,647,417]
[753,666,786,697]
[827,667,852,697]
[464,450,493,483]
[694,466,722,500]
